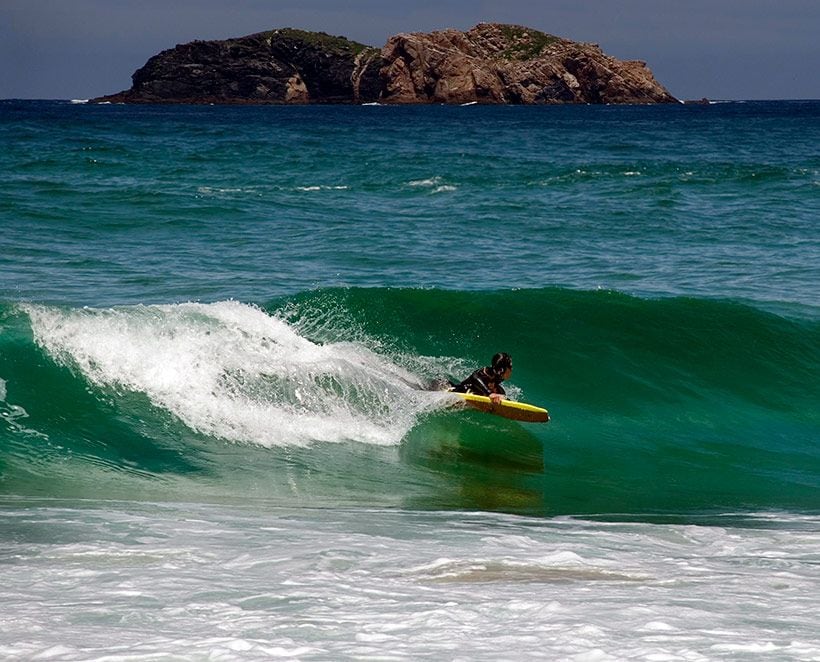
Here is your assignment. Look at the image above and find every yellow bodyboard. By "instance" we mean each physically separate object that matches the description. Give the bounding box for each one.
[452,392,550,423]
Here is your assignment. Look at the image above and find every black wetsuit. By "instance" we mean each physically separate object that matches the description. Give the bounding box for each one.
[450,367,506,397]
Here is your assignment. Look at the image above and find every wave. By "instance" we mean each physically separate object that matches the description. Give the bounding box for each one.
[1,289,818,516]
[19,300,433,447]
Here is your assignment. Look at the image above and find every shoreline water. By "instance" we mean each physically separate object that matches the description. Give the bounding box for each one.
[1,99,818,659]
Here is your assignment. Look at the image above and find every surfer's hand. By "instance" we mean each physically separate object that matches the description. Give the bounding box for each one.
[489,393,505,404]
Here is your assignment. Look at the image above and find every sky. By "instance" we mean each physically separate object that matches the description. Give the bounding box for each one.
[1,0,818,100]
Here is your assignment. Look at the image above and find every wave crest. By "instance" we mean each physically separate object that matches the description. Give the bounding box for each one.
[22,301,434,447]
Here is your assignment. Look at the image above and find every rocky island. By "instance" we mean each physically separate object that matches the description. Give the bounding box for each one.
[94,23,677,105]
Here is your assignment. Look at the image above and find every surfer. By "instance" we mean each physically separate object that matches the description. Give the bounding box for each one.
[450,352,512,403]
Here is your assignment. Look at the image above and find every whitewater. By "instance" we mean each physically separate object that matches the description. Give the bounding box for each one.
[1,100,819,660]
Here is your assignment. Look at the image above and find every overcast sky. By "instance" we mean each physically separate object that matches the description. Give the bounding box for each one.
[1,0,818,100]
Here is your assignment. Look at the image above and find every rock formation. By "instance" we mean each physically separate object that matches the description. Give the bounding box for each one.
[97,29,383,104]
[94,23,677,105]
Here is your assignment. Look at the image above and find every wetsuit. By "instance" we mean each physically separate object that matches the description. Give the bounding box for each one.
[450,367,506,397]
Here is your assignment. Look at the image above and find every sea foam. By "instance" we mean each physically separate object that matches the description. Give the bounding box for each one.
[22,301,433,447]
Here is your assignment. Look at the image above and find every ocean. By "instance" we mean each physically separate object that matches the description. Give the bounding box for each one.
[1,99,818,660]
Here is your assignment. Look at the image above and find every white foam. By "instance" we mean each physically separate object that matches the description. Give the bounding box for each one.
[22,301,431,447]
[407,177,457,193]
[3,505,819,660]
[196,185,259,197]
[408,177,442,187]
[295,185,349,192]
[0,378,5,402]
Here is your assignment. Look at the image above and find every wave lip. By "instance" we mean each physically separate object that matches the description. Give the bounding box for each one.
[21,300,432,448]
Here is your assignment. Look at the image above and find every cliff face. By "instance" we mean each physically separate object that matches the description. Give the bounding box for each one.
[381,24,676,104]
[100,28,384,104]
[95,23,677,105]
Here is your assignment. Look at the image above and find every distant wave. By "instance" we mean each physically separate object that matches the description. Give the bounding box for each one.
[294,185,350,192]
[407,176,458,193]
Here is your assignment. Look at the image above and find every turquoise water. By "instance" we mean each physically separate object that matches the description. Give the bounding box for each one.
[1,100,819,659]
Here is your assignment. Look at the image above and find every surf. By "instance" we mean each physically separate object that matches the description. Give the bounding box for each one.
[18,300,438,448]
[1,288,818,516]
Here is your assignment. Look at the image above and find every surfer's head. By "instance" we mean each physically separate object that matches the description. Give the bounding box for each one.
[491,352,512,380]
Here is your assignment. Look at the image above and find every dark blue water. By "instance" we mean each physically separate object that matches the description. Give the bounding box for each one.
[2,100,818,309]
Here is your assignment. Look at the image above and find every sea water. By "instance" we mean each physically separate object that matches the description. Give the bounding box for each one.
[1,100,819,659]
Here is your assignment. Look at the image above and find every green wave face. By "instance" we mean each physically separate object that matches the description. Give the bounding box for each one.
[1,288,818,517]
